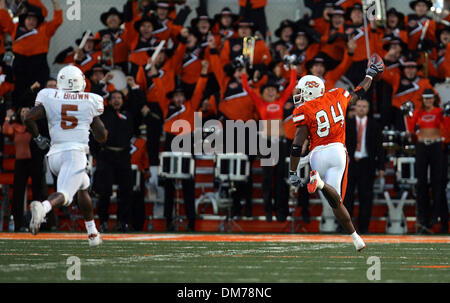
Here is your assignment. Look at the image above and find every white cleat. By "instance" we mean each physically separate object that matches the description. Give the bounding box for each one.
[307,170,324,194]
[354,237,366,252]
[29,201,46,235]
[88,233,102,247]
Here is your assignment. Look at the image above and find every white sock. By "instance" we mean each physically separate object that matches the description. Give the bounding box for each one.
[42,201,52,214]
[85,220,98,235]
[350,231,360,242]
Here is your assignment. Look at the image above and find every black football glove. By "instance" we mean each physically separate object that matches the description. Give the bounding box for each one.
[34,135,50,150]
[289,171,301,187]
[366,61,384,79]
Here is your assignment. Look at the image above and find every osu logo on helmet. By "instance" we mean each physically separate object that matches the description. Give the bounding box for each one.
[305,81,319,88]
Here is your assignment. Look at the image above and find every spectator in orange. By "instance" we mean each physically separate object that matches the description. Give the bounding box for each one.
[434,25,450,79]
[306,1,335,30]
[2,107,48,231]
[241,64,297,222]
[125,0,154,23]
[152,60,209,232]
[151,1,184,44]
[0,61,14,172]
[238,0,268,39]
[317,6,347,69]
[271,20,296,60]
[405,89,450,234]
[372,8,407,57]
[406,0,436,51]
[377,37,407,127]
[305,37,356,91]
[135,30,188,182]
[343,3,378,86]
[290,24,321,72]
[7,0,62,102]
[122,9,162,77]
[208,34,257,217]
[0,0,14,61]
[382,38,406,71]
[263,60,295,91]
[441,102,450,234]
[190,6,214,50]
[220,18,272,68]
[211,7,240,50]
[208,35,256,123]
[94,7,129,73]
[124,0,188,26]
[54,32,102,74]
[85,64,116,99]
[381,51,433,130]
[175,27,205,99]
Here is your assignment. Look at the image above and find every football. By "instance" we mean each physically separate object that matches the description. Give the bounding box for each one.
[368,53,384,81]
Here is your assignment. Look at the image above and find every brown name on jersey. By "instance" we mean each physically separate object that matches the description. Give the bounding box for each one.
[63,93,89,100]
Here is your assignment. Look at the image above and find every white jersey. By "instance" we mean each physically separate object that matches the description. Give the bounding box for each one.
[35,88,104,156]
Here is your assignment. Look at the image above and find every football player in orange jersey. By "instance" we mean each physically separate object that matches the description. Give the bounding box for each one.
[288,57,384,251]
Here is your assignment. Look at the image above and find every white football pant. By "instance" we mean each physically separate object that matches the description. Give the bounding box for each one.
[309,143,348,200]
[47,150,90,206]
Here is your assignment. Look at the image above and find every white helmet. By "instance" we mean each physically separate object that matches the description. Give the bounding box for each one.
[293,75,325,104]
[57,65,86,92]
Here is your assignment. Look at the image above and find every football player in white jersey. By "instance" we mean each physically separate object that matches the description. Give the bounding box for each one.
[24,65,108,247]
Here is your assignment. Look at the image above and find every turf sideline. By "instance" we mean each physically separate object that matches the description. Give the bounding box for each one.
[0,233,449,243]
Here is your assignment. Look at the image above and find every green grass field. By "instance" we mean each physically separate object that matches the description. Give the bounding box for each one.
[1,238,449,283]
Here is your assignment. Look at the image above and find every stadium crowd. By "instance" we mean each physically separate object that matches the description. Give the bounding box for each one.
[0,0,449,234]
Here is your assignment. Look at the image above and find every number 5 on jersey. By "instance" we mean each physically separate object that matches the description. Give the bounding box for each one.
[61,104,78,130]
[315,101,344,138]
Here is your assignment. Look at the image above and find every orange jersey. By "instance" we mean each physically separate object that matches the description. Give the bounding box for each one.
[292,88,351,151]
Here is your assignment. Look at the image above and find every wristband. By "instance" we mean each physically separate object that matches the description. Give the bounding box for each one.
[354,85,366,100]
[291,144,302,157]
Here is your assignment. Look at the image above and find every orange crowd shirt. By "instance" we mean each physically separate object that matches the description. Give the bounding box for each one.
[12,9,63,56]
